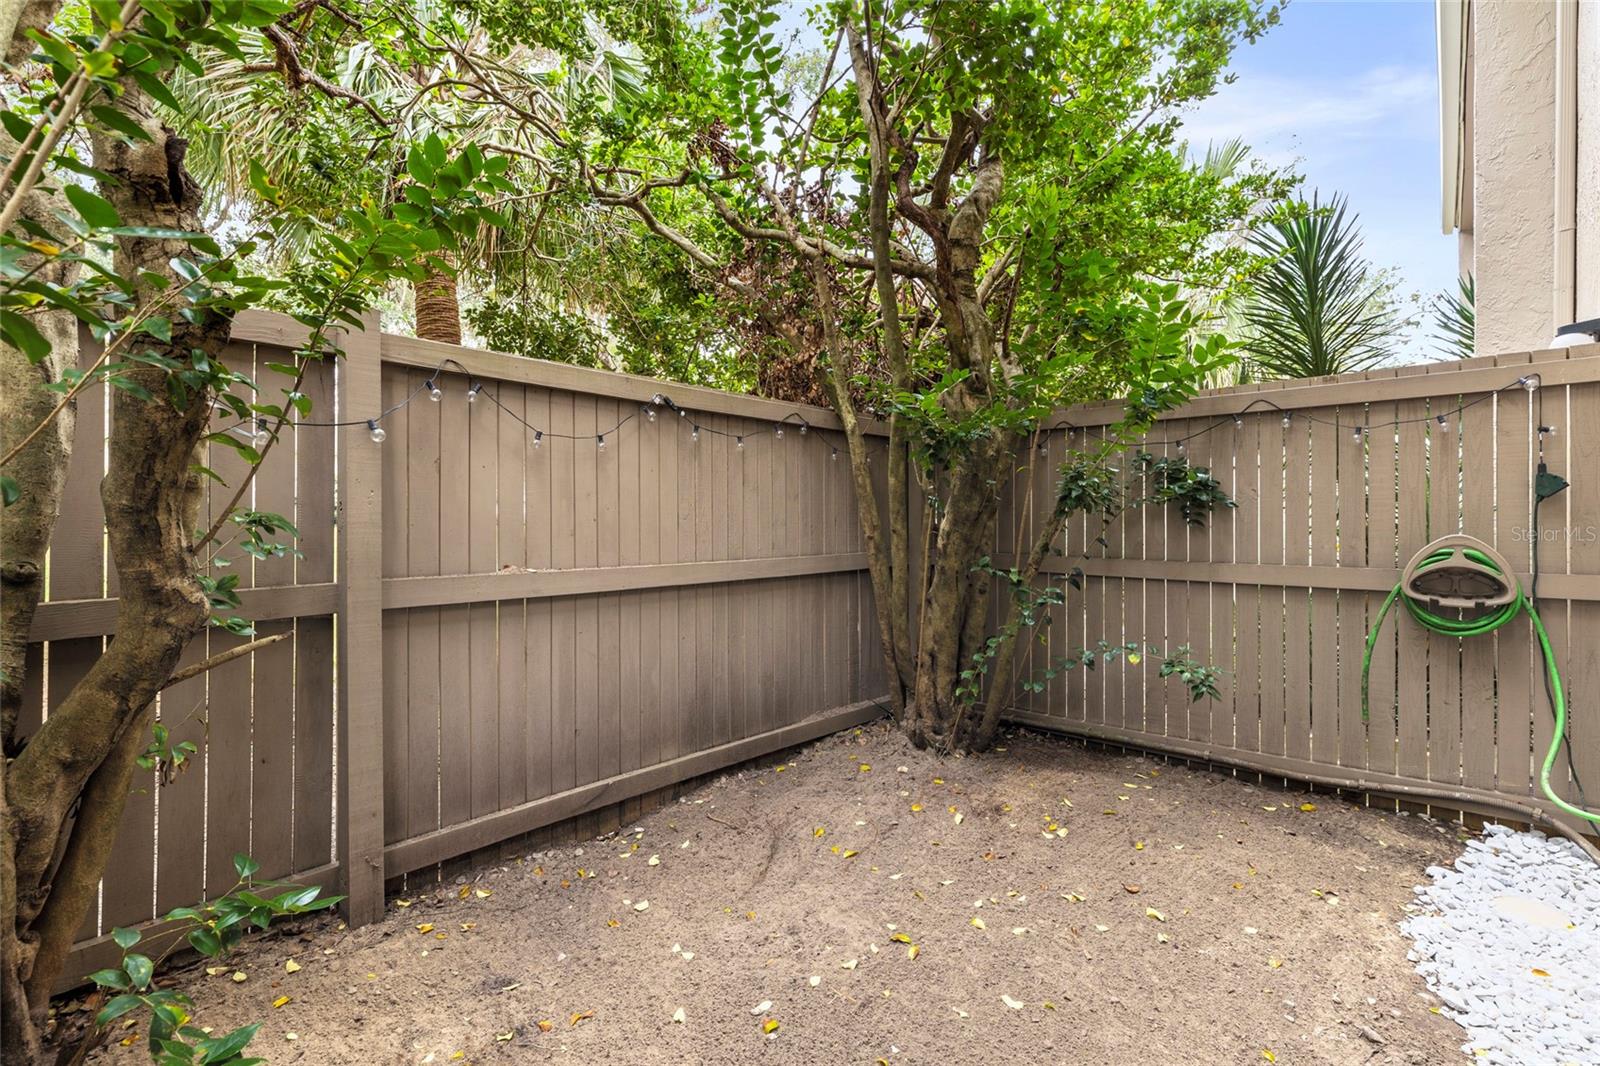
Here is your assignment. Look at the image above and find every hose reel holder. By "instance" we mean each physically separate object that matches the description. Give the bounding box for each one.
[1399,534,1518,610]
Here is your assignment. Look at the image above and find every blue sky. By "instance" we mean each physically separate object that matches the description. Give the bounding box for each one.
[1182,0,1457,358]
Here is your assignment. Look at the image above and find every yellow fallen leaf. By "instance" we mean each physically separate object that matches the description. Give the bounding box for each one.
[460,922,476,931]
[1001,995,1025,1010]
[395,899,413,908]
[762,1019,780,1034]
[607,919,620,928]
[648,855,660,866]
[1299,803,1316,812]
[536,1020,553,1033]
[569,1011,594,1026]
[859,763,871,772]
[672,1007,686,1024]
[451,1051,465,1060]
[458,886,470,899]
[890,932,912,944]
[842,850,859,859]
[1145,908,1166,922]
[284,959,301,974]
[1134,841,1145,850]
[953,813,965,825]
[910,803,923,813]
[1268,958,1283,969]
[272,996,291,1009]
[475,888,492,898]
[840,959,858,970]
[1156,932,1171,943]
[1532,968,1551,977]
[970,917,986,929]
[908,945,920,960]
[814,826,826,838]
[205,966,226,976]
[495,1031,514,1042]
[1262,1052,1276,1063]
[634,900,650,911]
[933,777,944,784]
[230,972,247,983]
[417,923,435,934]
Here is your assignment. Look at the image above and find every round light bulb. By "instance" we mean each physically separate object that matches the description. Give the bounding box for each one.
[467,385,480,403]
[1281,413,1292,428]
[428,381,443,402]
[691,427,700,443]
[799,424,807,436]
[736,437,745,449]
[648,409,657,423]
[597,434,606,450]
[533,431,543,449]
[831,449,838,462]
[775,426,784,439]
[368,420,386,443]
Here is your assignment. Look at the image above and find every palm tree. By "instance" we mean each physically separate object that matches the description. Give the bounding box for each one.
[1431,274,1474,359]
[172,5,643,343]
[1241,192,1400,378]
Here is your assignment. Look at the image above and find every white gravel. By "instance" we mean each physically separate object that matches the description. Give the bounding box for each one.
[1402,824,1600,1065]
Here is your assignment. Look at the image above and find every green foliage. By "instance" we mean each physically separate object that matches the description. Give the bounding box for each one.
[1132,450,1238,526]
[136,722,200,785]
[1432,274,1474,360]
[88,856,340,1064]
[1240,193,1403,379]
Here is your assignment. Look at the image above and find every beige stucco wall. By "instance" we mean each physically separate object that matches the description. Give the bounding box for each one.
[1578,1,1600,320]
[1469,0,1558,353]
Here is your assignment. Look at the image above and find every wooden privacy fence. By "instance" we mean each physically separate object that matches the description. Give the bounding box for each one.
[28,310,889,986]
[1000,342,1600,838]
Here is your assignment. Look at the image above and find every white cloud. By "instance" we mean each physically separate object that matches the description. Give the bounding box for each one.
[1179,65,1436,162]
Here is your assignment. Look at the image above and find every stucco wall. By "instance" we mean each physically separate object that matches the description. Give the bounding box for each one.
[1471,0,1557,353]
[1579,1,1600,320]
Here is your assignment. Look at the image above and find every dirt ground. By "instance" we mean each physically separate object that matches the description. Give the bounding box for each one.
[83,722,1470,1065]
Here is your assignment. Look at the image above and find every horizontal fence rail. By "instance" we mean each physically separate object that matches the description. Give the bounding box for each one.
[30,310,891,987]
[1000,344,1600,839]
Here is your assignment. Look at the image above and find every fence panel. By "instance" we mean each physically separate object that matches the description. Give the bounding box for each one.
[1006,344,1600,839]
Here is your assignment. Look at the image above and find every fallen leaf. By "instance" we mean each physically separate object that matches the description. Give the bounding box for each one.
[808,975,821,987]
[751,1000,772,1015]
[814,826,826,838]
[762,1019,780,1035]
[952,1007,969,1018]
[1532,968,1551,978]
[1299,803,1316,812]
[840,959,858,970]
[475,888,492,898]
[205,966,226,977]
[284,959,301,974]
[1145,908,1166,922]
[607,919,620,928]
[1124,884,1141,894]
[1134,841,1145,851]
[395,899,413,909]
[969,917,986,930]
[569,1011,594,1027]
[908,945,920,960]
[910,803,923,813]
[271,996,291,1009]
[230,972,247,984]
[1011,927,1028,936]
[672,1007,687,1024]
[495,1031,514,1043]
[536,1020,553,1033]
[1268,958,1283,969]
[648,855,660,866]
[843,850,859,859]
[889,932,912,944]
[416,924,435,934]
[859,763,872,773]
[1156,932,1171,944]
[954,813,965,825]
[1263,1052,1277,1063]
[1001,995,1025,1010]
[634,900,650,911]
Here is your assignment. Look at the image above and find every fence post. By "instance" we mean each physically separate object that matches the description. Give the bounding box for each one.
[336,311,386,925]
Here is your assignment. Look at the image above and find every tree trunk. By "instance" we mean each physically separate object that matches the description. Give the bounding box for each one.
[1,87,228,1058]
[414,258,462,344]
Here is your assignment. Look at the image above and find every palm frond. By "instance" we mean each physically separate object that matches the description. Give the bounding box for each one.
[1241,191,1399,379]
[1431,273,1474,359]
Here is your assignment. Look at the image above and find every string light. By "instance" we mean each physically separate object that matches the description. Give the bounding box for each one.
[467,383,482,403]
[533,430,543,449]
[645,405,657,423]
[1351,426,1364,442]
[691,425,700,443]
[1233,415,1243,428]
[596,433,606,450]
[775,426,784,439]
[736,436,745,449]
[1436,414,1451,433]
[427,379,443,402]
[367,419,386,443]
[251,418,271,448]
[1281,412,1292,427]
[1522,374,1540,393]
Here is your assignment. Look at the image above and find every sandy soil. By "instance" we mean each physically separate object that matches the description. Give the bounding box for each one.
[83,722,1468,1065]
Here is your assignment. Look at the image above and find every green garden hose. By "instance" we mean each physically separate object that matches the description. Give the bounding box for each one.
[1361,545,1600,825]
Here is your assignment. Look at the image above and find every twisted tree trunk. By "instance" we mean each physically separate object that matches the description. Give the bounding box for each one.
[1,86,230,1059]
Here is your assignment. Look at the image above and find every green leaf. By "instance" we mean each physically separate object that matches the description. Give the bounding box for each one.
[1,310,51,362]
[88,967,131,990]
[187,927,223,958]
[232,853,260,880]
[96,993,143,1026]
[88,104,151,143]
[124,953,154,989]
[195,1023,262,1064]
[0,475,19,507]
[111,926,142,950]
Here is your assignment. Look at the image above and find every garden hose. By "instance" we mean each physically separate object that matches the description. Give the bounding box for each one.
[1361,542,1600,825]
